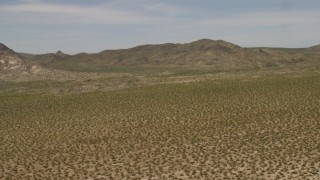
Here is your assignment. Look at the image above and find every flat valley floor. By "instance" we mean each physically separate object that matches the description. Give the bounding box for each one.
[1,75,320,179]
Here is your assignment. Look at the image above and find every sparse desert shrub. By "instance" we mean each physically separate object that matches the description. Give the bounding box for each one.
[0,75,320,179]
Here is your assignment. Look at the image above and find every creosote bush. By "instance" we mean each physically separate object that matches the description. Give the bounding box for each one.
[0,75,320,179]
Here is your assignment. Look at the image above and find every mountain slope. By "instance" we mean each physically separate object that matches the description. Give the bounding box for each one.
[0,43,28,73]
[0,44,96,80]
[13,39,320,73]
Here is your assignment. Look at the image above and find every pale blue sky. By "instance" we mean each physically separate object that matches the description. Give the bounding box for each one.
[1,0,320,54]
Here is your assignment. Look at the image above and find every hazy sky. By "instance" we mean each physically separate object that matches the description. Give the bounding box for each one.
[1,0,320,54]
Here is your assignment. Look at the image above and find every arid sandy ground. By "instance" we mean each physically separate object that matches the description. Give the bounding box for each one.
[0,75,320,179]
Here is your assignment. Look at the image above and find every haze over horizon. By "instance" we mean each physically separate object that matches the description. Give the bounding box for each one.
[1,0,320,54]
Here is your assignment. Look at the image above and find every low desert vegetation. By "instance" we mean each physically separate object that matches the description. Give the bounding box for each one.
[0,74,320,179]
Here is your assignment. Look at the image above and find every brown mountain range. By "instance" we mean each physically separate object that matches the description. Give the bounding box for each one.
[2,39,320,75]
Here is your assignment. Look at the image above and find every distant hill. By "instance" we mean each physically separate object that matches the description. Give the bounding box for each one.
[310,44,320,50]
[0,44,67,78]
[0,43,28,75]
[6,39,320,73]
[0,43,16,54]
